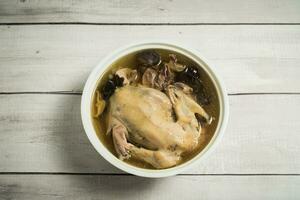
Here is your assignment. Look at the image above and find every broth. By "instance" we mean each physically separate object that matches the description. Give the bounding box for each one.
[91,48,220,169]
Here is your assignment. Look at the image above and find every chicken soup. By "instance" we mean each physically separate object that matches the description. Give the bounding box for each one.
[92,49,220,169]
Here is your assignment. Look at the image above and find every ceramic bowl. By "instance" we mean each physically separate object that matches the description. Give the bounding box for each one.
[81,42,229,178]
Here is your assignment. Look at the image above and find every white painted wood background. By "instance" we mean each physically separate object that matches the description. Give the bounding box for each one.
[0,1,300,199]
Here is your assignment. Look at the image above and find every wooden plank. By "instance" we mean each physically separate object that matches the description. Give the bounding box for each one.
[0,94,299,174]
[0,0,300,23]
[0,175,299,200]
[0,25,300,93]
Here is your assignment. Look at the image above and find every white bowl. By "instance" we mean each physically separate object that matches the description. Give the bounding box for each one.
[81,42,229,178]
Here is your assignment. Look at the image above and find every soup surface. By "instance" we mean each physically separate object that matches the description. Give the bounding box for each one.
[92,48,220,169]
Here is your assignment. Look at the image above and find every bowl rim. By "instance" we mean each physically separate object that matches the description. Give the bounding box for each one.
[81,41,229,178]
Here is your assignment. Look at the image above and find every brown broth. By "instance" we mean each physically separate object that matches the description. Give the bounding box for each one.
[91,48,220,169]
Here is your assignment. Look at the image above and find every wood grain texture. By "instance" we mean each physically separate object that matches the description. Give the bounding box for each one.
[0,0,300,23]
[0,175,299,200]
[0,0,299,198]
[0,94,299,174]
[0,25,300,93]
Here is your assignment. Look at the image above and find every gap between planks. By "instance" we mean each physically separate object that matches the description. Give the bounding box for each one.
[0,172,299,176]
[1,22,300,26]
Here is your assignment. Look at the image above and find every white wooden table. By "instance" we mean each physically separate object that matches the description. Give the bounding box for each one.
[0,1,300,199]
